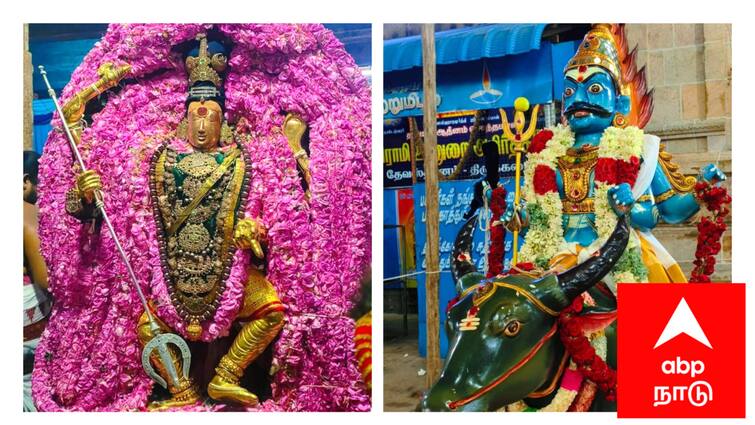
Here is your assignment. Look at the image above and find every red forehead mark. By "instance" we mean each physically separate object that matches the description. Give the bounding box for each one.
[577,65,588,83]
[197,106,208,117]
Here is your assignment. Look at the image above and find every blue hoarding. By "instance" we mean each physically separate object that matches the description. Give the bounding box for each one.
[384,43,554,119]
[414,179,523,357]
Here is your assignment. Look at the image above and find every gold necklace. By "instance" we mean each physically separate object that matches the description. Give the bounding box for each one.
[176,152,219,178]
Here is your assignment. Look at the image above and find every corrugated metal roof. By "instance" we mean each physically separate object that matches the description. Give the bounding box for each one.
[384,24,547,72]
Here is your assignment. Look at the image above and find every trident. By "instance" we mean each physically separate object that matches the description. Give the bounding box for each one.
[38,65,191,390]
[499,97,539,267]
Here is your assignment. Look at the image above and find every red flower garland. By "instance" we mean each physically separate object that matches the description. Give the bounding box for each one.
[486,187,507,278]
[558,297,617,401]
[690,181,731,283]
[594,156,640,186]
[529,129,553,154]
[617,156,641,186]
[594,157,619,185]
[533,165,558,195]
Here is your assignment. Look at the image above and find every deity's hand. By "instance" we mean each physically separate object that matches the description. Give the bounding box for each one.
[76,170,102,204]
[502,201,528,233]
[608,183,634,217]
[234,218,267,259]
[700,163,726,185]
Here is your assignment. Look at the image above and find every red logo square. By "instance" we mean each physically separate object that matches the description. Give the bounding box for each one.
[617,283,745,418]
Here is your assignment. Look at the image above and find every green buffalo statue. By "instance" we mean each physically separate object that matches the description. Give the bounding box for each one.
[419,213,629,412]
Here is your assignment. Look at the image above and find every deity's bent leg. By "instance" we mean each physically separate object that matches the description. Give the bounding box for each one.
[137,311,200,410]
[208,269,285,406]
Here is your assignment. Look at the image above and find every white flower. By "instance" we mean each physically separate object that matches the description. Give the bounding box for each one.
[519,124,648,283]
[599,126,644,160]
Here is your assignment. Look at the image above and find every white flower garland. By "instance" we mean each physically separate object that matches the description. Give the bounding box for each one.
[519,125,648,285]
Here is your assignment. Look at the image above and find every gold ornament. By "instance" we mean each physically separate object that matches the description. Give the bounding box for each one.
[151,144,248,336]
[233,217,267,258]
[558,146,599,214]
[612,112,628,128]
[186,319,203,341]
[658,145,697,193]
[565,24,629,96]
[176,118,188,140]
[177,223,211,253]
[220,121,234,146]
[185,34,227,87]
[177,152,218,178]
[283,113,311,198]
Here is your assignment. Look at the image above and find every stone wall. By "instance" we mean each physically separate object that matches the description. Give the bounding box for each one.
[625,24,732,280]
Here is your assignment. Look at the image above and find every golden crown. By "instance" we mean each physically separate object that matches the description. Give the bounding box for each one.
[565,24,628,96]
[185,33,227,87]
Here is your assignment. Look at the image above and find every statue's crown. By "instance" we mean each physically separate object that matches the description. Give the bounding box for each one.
[565,24,628,95]
[184,33,228,87]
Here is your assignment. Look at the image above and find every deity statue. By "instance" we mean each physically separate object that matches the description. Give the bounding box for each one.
[32,24,371,412]
[65,34,284,410]
[422,24,729,413]
[508,23,726,287]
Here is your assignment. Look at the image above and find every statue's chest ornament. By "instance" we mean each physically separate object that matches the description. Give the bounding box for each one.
[149,143,251,339]
[557,146,599,214]
[176,152,218,177]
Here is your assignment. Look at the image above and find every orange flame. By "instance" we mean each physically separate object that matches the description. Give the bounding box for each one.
[607,23,654,129]
[482,62,491,91]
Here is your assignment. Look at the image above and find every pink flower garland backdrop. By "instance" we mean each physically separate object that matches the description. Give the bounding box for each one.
[32,24,371,412]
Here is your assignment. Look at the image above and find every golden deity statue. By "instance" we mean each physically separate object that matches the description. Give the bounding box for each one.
[65,34,287,410]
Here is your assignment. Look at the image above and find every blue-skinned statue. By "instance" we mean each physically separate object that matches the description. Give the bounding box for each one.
[506,23,725,288]
[420,24,728,413]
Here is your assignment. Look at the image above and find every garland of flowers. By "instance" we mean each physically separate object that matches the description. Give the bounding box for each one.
[486,187,507,278]
[505,327,608,412]
[690,181,731,283]
[519,125,648,285]
[558,296,617,401]
[33,24,370,412]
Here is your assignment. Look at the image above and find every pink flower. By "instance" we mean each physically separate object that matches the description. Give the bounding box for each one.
[33,23,370,412]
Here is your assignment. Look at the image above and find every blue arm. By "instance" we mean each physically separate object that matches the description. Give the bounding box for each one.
[629,188,660,232]
[650,163,700,224]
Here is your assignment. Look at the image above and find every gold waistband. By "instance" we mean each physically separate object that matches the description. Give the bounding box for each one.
[562,198,595,214]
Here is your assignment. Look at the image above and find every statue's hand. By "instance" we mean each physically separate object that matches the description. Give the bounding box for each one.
[700,163,726,185]
[234,218,267,259]
[502,200,528,232]
[608,183,634,217]
[76,170,102,204]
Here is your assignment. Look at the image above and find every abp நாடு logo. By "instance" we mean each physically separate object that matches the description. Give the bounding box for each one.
[617,283,745,418]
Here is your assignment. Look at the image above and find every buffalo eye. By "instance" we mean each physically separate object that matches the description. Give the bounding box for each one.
[503,320,521,337]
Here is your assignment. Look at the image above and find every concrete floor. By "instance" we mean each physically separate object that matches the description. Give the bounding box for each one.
[383,313,427,412]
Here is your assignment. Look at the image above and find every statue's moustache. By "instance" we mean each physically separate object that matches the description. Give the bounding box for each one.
[564,102,612,118]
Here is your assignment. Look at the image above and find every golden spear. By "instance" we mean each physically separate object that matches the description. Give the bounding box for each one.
[499,97,539,266]
[39,64,192,390]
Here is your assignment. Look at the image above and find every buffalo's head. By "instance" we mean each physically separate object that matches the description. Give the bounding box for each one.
[420,213,628,411]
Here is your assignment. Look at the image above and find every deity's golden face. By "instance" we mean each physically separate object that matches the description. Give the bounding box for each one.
[187,100,223,151]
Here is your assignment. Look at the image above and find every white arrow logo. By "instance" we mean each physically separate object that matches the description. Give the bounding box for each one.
[653,297,712,349]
